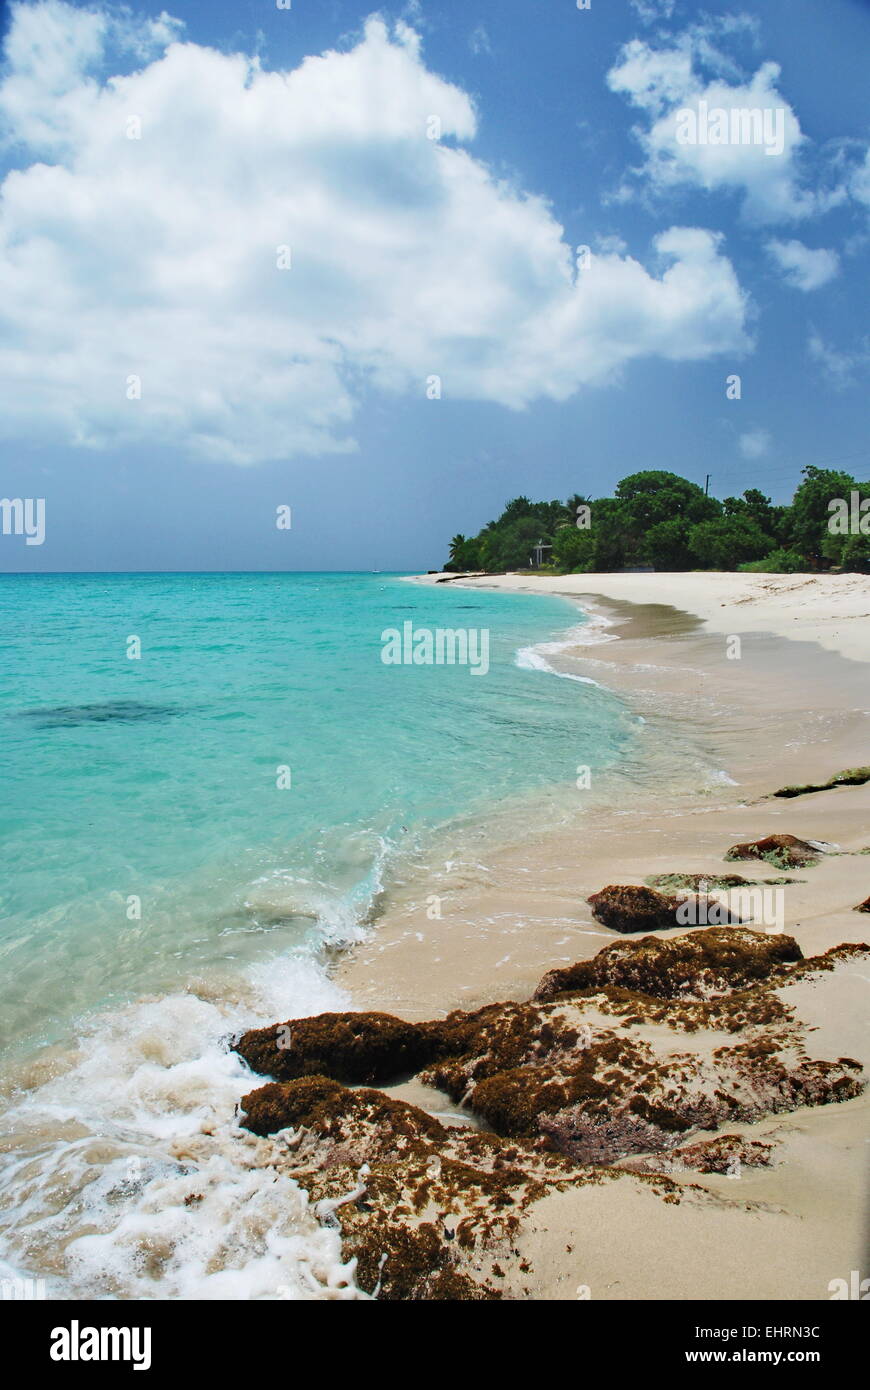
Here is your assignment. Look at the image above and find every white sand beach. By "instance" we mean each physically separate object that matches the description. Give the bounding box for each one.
[411,569,870,662]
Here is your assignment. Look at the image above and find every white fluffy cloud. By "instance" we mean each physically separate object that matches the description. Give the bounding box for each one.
[0,2,750,464]
[607,27,836,224]
[738,428,770,459]
[766,238,839,291]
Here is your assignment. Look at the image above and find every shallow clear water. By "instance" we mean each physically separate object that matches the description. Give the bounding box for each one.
[0,572,634,1049]
[0,571,638,1298]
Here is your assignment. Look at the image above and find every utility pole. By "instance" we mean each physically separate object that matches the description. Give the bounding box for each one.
[704,474,710,496]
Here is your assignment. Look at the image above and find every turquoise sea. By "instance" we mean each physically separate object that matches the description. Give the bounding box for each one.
[0,572,637,1298]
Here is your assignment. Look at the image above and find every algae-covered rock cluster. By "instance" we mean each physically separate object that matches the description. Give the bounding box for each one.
[587,884,684,933]
[724,833,823,868]
[585,883,749,933]
[646,872,800,891]
[532,926,801,1002]
[231,927,868,1300]
[770,766,870,799]
[239,1074,576,1299]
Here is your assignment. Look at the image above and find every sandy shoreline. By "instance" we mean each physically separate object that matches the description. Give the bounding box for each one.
[412,570,870,662]
[317,572,870,1299]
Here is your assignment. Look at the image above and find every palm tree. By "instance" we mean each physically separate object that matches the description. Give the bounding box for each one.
[448,534,467,566]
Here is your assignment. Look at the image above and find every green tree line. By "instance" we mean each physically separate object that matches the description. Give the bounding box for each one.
[445,467,870,575]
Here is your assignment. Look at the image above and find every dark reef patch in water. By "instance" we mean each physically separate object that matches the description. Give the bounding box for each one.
[14,700,184,729]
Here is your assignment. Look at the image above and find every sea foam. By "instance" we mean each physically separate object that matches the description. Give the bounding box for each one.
[0,951,364,1300]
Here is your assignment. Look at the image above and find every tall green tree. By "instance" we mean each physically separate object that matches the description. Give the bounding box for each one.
[445,534,480,571]
[552,524,595,572]
[786,466,859,563]
[478,516,545,571]
[616,470,719,568]
[448,534,466,565]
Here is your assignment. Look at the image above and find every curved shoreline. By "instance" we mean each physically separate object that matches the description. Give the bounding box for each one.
[344,571,870,1015]
[404,570,870,665]
[318,571,870,1298]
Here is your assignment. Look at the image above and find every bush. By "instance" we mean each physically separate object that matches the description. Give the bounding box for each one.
[838,532,870,573]
[687,515,774,570]
[738,548,809,574]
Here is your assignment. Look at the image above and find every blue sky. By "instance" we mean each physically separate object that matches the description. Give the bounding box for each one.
[1,0,868,571]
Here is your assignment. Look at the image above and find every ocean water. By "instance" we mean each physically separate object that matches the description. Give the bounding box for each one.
[0,571,636,1298]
